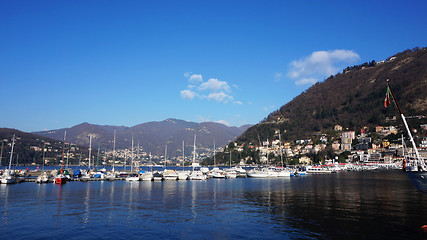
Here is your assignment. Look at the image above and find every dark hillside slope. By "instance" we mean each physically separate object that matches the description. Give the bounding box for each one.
[238,48,427,143]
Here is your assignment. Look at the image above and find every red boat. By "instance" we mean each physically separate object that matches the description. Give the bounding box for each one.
[55,132,68,185]
[54,174,67,184]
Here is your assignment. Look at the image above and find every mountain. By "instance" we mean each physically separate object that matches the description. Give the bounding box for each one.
[237,48,427,144]
[33,119,251,156]
[0,128,88,166]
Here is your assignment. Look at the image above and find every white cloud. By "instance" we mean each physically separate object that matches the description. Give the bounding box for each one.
[288,50,360,85]
[215,120,231,126]
[296,77,318,85]
[189,74,203,83]
[180,90,196,100]
[206,92,233,103]
[181,73,240,104]
[199,78,230,92]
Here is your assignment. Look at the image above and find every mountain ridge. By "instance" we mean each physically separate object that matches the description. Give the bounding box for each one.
[33,118,251,156]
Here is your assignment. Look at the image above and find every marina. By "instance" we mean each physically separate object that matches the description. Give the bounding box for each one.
[0,170,426,239]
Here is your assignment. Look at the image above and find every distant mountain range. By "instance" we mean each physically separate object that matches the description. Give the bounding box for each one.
[0,128,85,166]
[238,47,427,144]
[33,119,251,156]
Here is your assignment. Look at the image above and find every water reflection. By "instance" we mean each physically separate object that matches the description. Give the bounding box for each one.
[1,172,426,239]
[242,172,427,239]
[1,184,10,225]
[83,182,90,224]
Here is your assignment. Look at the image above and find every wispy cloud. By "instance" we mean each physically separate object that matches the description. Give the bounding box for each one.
[215,120,231,126]
[288,50,360,85]
[199,78,230,92]
[206,92,233,103]
[180,73,240,104]
[180,89,197,100]
[189,74,203,83]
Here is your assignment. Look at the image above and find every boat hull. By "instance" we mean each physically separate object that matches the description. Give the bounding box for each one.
[54,176,67,184]
[247,171,268,178]
[406,171,427,193]
[1,177,16,184]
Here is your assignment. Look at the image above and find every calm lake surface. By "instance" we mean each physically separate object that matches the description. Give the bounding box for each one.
[1,171,426,239]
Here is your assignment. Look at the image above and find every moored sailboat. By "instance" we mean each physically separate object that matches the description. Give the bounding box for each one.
[1,135,17,184]
[385,79,427,193]
[54,132,67,184]
[189,135,206,180]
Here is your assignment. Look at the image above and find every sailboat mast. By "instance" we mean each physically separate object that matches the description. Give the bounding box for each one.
[8,135,15,170]
[229,149,231,168]
[164,145,167,168]
[60,131,66,174]
[42,142,46,171]
[97,143,100,169]
[214,138,216,166]
[131,135,134,173]
[182,140,185,170]
[387,80,423,167]
[88,134,92,170]
[0,141,4,167]
[193,134,196,170]
[113,129,116,172]
[149,152,152,171]
[66,148,69,169]
[279,131,283,168]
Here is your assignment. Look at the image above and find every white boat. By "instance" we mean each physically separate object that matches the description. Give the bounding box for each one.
[176,141,189,180]
[125,173,140,181]
[36,172,49,184]
[306,166,332,173]
[177,170,190,180]
[163,169,178,180]
[140,172,153,181]
[277,169,291,177]
[264,167,279,177]
[1,170,16,184]
[1,135,17,184]
[189,135,207,180]
[153,171,163,181]
[247,169,268,178]
[105,171,116,181]
[231,166,247,177]
[224,169,237,179]
[200,167,210,175]
[189,170,207,180]
[36,142,49,184]
[210,167,225,178]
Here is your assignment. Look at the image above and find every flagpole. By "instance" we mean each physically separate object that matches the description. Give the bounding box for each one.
[386,79,423,167]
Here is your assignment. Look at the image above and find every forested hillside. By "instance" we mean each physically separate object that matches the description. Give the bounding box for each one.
[238,48,427,144]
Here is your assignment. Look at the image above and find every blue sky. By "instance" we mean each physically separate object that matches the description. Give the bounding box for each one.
[1,0,426,132]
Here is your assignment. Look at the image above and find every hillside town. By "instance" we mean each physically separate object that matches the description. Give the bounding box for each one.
[227,120,427,167]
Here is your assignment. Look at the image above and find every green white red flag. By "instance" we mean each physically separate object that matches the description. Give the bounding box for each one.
[384,86,391,108]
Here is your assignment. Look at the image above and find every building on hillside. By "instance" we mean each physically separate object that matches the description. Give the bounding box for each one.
[376,126,384,133]
[299,156,312,165]
[320,135,328,143]
[342,131,355,139]
[368,153,381,162]
[340,131,355,151]
[354,137,372,151]
[332,141,340,151]
[334,125,343,131]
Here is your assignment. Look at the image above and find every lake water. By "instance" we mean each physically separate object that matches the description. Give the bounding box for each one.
[1,171,426,239]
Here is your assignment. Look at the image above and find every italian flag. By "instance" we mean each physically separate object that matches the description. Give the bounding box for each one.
[384,86,391,108]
